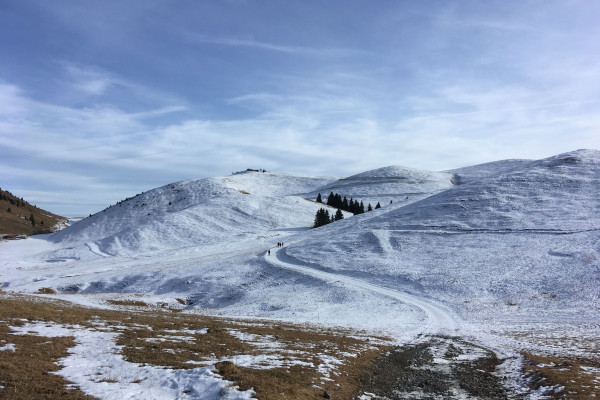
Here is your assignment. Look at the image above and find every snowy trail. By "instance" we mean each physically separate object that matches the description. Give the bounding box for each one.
[265,245,458,335]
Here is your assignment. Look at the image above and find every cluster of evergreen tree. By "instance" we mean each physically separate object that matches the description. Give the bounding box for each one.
[320,192,365,214]
[312,192,391,229]
[313,207,344,228]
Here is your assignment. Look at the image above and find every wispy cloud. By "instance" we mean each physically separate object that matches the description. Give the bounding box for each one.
[61,63,117,95]
[187,34,363,57]
[2,1,600,215]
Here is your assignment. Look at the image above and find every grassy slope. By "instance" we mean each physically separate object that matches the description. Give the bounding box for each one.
[0,188,67,236]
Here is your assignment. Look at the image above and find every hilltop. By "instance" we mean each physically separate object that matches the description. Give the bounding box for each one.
[0,188,67,236]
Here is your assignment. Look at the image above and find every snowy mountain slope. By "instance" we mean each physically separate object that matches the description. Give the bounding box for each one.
[50,171,337,256]
[306,165,454,208]
[370,149,600,231]
[446,159,532,185]
[282,149,600,336]
[1,150,598,361]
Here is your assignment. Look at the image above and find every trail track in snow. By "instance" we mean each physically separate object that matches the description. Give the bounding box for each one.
[264,245,458,335]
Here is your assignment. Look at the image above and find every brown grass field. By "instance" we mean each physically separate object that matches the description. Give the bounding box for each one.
[0,294,390,399]
[1,293,598,399]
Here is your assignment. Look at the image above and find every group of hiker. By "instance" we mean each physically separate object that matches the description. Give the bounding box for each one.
[267,242,284,256]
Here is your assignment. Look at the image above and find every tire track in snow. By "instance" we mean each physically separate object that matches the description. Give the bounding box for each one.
[265,246,458,335]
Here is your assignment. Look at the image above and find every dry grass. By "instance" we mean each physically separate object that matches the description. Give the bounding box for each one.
[522,353,600,400]
[36,287,57,294]
[105,299,149,307]
[0,294,390,399]
[0,188,66,236]
[0,321,96,399]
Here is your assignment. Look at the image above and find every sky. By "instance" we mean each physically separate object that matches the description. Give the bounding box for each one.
[1,0,599,216]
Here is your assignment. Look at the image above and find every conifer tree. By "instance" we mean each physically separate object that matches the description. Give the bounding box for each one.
[313,208,332,228]
[326,192,335,206]
[6,207,10,213]
[30,213,35,226]
[360,201,365,214]
[375,202,381,209]
[335,209,344,221]
[316,193,322,203]
[313,209,322,228]
[367,203,372,211]
[342,196,349,211]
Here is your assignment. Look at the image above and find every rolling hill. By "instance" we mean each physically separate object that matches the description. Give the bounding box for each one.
[0,188,67,236]
[1,150,598,360]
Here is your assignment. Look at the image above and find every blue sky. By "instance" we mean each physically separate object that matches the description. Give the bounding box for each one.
[1,0,599,216]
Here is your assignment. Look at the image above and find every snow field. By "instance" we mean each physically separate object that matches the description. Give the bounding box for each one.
[8,321,255,400]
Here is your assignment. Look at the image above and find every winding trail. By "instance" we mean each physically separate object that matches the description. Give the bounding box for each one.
[265,245,458,335]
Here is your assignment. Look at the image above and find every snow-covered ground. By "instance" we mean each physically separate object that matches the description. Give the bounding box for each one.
[1,150,599,398]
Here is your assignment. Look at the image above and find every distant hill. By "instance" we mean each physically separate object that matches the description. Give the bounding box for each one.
[0,188,67,236]
[50,171,338,255]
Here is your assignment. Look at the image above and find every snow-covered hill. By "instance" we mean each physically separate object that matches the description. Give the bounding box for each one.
[446,159,532,185]
[284,150,600,342]
[375,149,600,231]
[1,149,599,361]
[51,171,338,256]
[308,165,454,208]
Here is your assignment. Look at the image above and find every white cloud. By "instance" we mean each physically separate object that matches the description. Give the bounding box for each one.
[60,63,118,95]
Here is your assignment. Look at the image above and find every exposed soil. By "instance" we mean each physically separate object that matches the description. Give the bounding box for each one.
[357,336,520,400]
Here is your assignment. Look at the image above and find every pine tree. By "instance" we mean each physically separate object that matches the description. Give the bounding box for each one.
[326,192,335,206]
[30,213,35,226]
[360,201,365,214]
[342,196,349,211]
[367,203,372,211]
[335,209,344,221]
[313,209,322,228]
[316,193,322,203]
[6,207,10,213]
[313,208,332,228]
[375,202,381,209]
[390,200,393,204]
